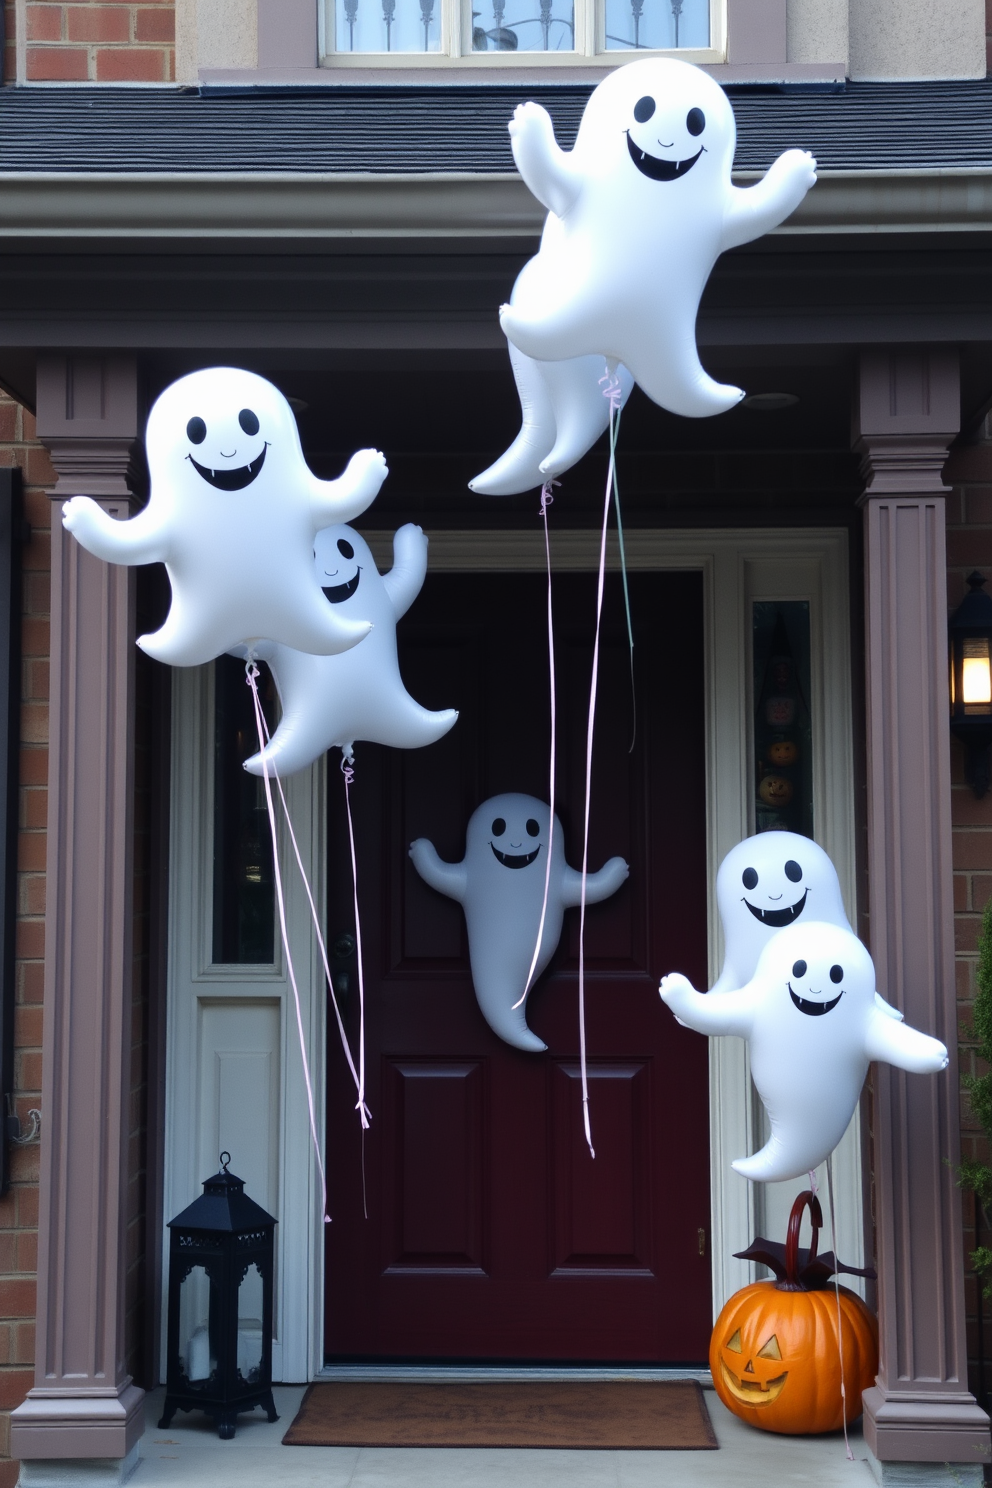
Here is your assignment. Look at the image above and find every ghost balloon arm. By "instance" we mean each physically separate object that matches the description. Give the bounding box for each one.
[864,1006,948,1074]
[721,150,818,251]
[659,973,758,1038]
[508,102,583,219]
[562,858,628,908]
[382,524,428,620]
[409,839,467,903]
[62,497,169,565]
[310,449,389,529]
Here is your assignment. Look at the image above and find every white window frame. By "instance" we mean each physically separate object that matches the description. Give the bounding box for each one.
[319,0,724,67]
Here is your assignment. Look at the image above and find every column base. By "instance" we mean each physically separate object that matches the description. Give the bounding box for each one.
[863,1386,991,1466]
[866,1448,985,1487]
[16,1444,139,1488]
[10,1384,144,1463]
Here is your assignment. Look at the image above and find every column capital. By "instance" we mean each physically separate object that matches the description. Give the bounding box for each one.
[854,345,960,498]
[35,355,141,502]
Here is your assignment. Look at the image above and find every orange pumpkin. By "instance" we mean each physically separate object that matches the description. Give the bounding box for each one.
[710,1191,878,1435]
[767,739,799,766]
[758,773,794,807]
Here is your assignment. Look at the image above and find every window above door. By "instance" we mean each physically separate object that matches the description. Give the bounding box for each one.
[320,0,723,66]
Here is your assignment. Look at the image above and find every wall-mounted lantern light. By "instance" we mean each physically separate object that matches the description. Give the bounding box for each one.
[159,1154,278,1440]
[950,571,992,798]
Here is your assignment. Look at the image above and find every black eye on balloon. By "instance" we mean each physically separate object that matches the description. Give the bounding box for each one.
[491,818,506,837]
[830,964,844,984]
[337,538,355,559]
[238,408,260,436]
[686,107,705,136]
[742,867,758,890]
[526,818,540,837]
[792,960,807,978]
[186,416,206,445]
[633,95,656,123]
[784,860,803,883]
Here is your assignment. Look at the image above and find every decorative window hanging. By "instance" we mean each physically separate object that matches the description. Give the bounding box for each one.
[212,654,277,965]
[752,602,814,839]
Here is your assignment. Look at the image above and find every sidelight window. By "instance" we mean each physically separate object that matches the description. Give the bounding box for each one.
[323,0,718,61]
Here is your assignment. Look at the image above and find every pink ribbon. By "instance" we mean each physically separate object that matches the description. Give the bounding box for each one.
[246,661,332,1223]
[513,480,559,1015]
[340,753,368,1133]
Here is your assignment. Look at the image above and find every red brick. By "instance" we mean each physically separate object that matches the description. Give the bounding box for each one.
[13,1007,42,1050]
[953,829,992,871]
[947,445,992,483]
[22,659,49,704]
[955,873,970,912]
[134,6,173,41]
[965,488,992,526]
[13,1320,35,1364]
[947,530,992,568]
[19,703,47,747]
[16,836,45,875]
[13,1052,40,1094]
[13,922,43,962]
[23,446,56,488]
[18,749,48,788]
[25,44,88,80]
[17,963,44,1007]
[8,1147,39,1186]
[67,4,131,42]
[95,45,167,81]
[19,790,46,832]
[0,1368,33,1411]
[0,1456,19,1488]
[15,1236,36,1278]
[0,406,17,444]
[0,1280,35,1322]
[26,5,63,42]
[15,1191,38,1232]
[953,786,992,827]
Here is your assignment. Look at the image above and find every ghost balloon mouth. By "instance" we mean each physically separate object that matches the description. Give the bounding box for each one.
[188,445,268,492]
[744,889,808,928]
[625,132,704,183]
[788,983,843,1018]
[718,1360,788,1407]
[490,843,541,870]
[322,569,361,604]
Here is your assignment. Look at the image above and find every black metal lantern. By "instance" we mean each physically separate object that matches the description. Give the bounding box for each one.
[950,571,992,799]
[159,1154,278,1440]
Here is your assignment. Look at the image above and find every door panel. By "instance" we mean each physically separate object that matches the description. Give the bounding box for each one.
[325,571,710,1362]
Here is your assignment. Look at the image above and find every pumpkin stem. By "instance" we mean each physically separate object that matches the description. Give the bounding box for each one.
[780,1189,823,1291]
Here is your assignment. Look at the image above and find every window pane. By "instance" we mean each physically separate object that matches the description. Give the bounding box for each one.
[472,0,574,51]
[212,654,276,965]
[752,602,814,839]
[605,0,708,50]
[336,0,441,52]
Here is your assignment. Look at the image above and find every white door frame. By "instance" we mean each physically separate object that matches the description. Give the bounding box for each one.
[163,523,858,1380]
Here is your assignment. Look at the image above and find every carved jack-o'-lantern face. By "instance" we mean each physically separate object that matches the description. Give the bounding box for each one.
[759,774,793,807]
[767,739,798,766]
[719,1325,787,1407]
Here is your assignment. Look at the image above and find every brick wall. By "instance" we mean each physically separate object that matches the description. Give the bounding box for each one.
[945,432,992,1410]
[0,394,52,1487]
[22,0,174,82]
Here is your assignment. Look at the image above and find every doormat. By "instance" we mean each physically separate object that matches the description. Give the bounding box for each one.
[282,1380,718,1449]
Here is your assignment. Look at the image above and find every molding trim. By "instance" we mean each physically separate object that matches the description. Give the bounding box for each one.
[0,170,990,242]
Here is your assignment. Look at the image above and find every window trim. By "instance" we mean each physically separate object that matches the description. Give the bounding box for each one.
[318,0,726,66]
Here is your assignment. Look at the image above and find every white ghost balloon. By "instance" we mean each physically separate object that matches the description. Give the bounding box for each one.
[410,792,628,1052]
[61,367,389,668]
[239,523,458,777]
[660,921,948,1183]
[706,830,901,1021]
[498,59,816,420]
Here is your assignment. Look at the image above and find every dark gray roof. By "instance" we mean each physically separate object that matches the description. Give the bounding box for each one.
[0,78,989,174]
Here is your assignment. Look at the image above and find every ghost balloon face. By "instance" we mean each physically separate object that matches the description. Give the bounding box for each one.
[237,523,457,778]
[410,792,628,1053]
[710,832,850,995]
[61,367,389,668]
[660,921,948,1183]
[497,59,816,428]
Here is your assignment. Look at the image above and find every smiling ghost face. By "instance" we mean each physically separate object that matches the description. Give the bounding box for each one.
[577,58,736,185]
[314,526,363,604]
[184,404,268,491]
[755,920,875,1024]
[489,810,543,870]
[739,855,807,928]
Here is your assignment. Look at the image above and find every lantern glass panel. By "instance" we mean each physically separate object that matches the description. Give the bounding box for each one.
[963,638,992,710]
[179,1265,216,1385]
[238,1262,264,1384]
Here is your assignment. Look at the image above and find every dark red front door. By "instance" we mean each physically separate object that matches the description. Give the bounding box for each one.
[324,570,710,1363]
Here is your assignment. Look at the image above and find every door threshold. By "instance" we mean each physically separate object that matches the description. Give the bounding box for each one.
[318,1364,713,1385]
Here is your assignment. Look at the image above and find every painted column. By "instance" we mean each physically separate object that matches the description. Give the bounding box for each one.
[856,347,991,1475]
[10,357,145,1475]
